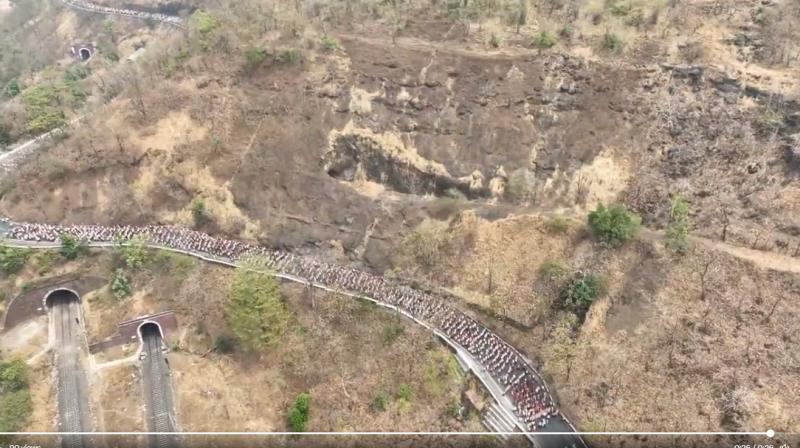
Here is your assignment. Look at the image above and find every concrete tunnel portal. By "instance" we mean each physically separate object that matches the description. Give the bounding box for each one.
[44,288,81,309]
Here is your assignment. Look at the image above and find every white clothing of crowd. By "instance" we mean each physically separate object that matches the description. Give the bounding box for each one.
[5,219,560,430]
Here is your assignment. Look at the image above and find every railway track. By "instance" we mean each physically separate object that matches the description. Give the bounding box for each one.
[141,327,178,448]
[52,296,91,448]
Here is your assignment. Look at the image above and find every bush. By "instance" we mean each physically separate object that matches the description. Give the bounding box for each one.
[371,391,389,412]
[0,389,32,432]
[397,384,414,403]
[213,335,237,354]
[226,262,289,351]
[561,272,605,318]
[244,47,267,72]
[289,393,310,432]
[602,32,624,52]
[59,233,84,260]
[190,197,208,227]
[116,237,150,270]
[193,10,220,35]
[0,359,31,432]
[0,359,29,391]
[609,1,633,16]
[320,36,339,52]
[276,49,302,64]
[3,78,20,98]
[538,259,568,283]
[533,31,558,49]
[21,85,65,134]
[110,269,132,299]
[0,121,10,148]
[587,203,640,246]
[0,246,30,275]
[546,216,570,233]
[665,194,691,253]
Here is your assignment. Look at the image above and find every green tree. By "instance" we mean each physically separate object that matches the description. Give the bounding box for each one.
[0,359,29,391]
[116,237,150,270]
[587,203,640,246]
[0,246,30,275]
[289,392,310,432]
[110,269,132,299]
[665,194,691,253]
[226,262,290,351]
[59,233,84,260]
[561,272,605,319]
[21,85,66,134]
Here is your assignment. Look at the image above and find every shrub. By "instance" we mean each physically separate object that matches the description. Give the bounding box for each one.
[116,237,150,270]
[0,121,10,148]
[546,216,570,233]
[756,109,786,135]
[226,262,289,351]
[587,203,640,246]
[533,31,558,49]
[0,246,30,275]
[489,33,501,48]
[561,272,605,318]
[289,393,310,432]
[193,10,220,35]
[3,78,20,98]
[276,49,302,64]
[21,85,65,134]
[446,400,463,419]
[320,36,339,52]
[401,220,451,271]
[609,1,633,16]
[59,233,84,260]
[213,335,237,354]
[665,194,691,253]
[538,259,568,283]
[371,391,389,412]
[0,359,29,391]
[0,389,32,432]
[602,32,624,52]
[396,384,413,405]
[110,269,132,299]
[190,197,208,227]
[244,47,267,72]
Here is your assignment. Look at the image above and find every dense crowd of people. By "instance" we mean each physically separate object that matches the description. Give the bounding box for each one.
[4,219,560,431]
[61,0,183,26]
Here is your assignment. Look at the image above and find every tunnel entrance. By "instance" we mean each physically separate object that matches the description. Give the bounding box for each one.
[79,48,92,61]
[44,289,80,309]
[138,321,164,340]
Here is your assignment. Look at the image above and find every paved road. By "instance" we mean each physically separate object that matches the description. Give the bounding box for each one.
[141,326,178,448]
[52,295,91,448]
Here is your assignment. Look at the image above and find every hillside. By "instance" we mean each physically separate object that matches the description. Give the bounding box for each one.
[0,0,798,444]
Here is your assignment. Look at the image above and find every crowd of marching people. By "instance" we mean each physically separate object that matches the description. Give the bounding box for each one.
[61,0,183,26]
[3,219,559,430]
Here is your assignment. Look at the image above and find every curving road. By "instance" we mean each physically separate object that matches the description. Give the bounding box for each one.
[141,325,179,448]
[51,294,91,448]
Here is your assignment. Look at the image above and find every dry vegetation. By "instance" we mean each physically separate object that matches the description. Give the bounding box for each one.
[0,0,799,439]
